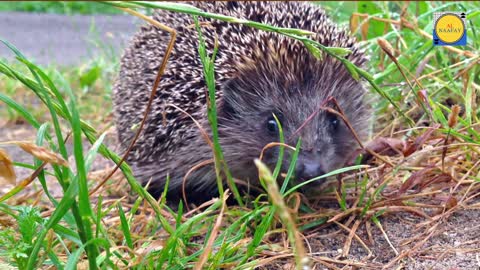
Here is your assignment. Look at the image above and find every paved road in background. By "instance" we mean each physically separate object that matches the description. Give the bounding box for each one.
[0,12,141,66]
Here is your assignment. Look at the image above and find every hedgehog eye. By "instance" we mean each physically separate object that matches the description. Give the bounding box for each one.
[327,113,340,130]
[266,116,279,135]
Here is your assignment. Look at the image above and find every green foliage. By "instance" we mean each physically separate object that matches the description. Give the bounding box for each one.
[0,39,171,268]
[79,64,102,89]
[0,58,116,126]
[194,16,243,205]
[0,206,43,269]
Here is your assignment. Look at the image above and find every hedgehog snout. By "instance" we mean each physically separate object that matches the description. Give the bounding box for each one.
[295,150,326,182]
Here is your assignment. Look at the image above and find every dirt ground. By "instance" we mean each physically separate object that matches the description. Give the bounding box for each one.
[1,123,479,269]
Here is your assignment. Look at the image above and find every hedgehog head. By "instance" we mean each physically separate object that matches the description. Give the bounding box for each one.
[216,43,369,186]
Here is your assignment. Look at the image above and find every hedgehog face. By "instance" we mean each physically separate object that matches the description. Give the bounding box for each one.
[218,63,367,188]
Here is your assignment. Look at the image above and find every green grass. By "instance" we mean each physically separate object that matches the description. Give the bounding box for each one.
[0,1,479,269]
[0,56,117,127]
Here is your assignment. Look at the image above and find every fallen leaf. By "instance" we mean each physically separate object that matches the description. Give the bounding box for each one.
[445,196,458,210]
[346,137,406,166]
[403,124,440,157]
[397,166,453,196]
[0,148,16,185]
[13,141,69,167]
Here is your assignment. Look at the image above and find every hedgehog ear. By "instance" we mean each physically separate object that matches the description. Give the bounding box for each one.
[219,95,237,119]
[220,79,242,119]
[220,78,258,118]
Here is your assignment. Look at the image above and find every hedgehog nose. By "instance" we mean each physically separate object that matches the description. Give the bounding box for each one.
[298,162,325,180]
[296,152,325,181]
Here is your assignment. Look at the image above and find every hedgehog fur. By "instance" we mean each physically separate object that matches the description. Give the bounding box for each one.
[113,1,370,204]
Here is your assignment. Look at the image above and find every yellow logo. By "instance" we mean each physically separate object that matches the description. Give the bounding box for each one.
[433,12,467,46]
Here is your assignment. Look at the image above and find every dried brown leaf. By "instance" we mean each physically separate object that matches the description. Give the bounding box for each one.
[361,20,369,40]
[0,149,16,185]
[349,14,359,34]
[346,137,406,166]
[14,141,69,167]
[403,124,440,157]
[445,196,458,210]
[398,166,453,196]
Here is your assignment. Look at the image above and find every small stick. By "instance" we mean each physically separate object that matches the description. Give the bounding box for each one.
[90,8,177,196]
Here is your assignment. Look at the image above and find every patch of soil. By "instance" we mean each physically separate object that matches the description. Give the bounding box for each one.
[302,209,480,269]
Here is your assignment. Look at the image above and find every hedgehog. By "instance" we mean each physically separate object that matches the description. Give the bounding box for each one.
[113,1,370,205]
